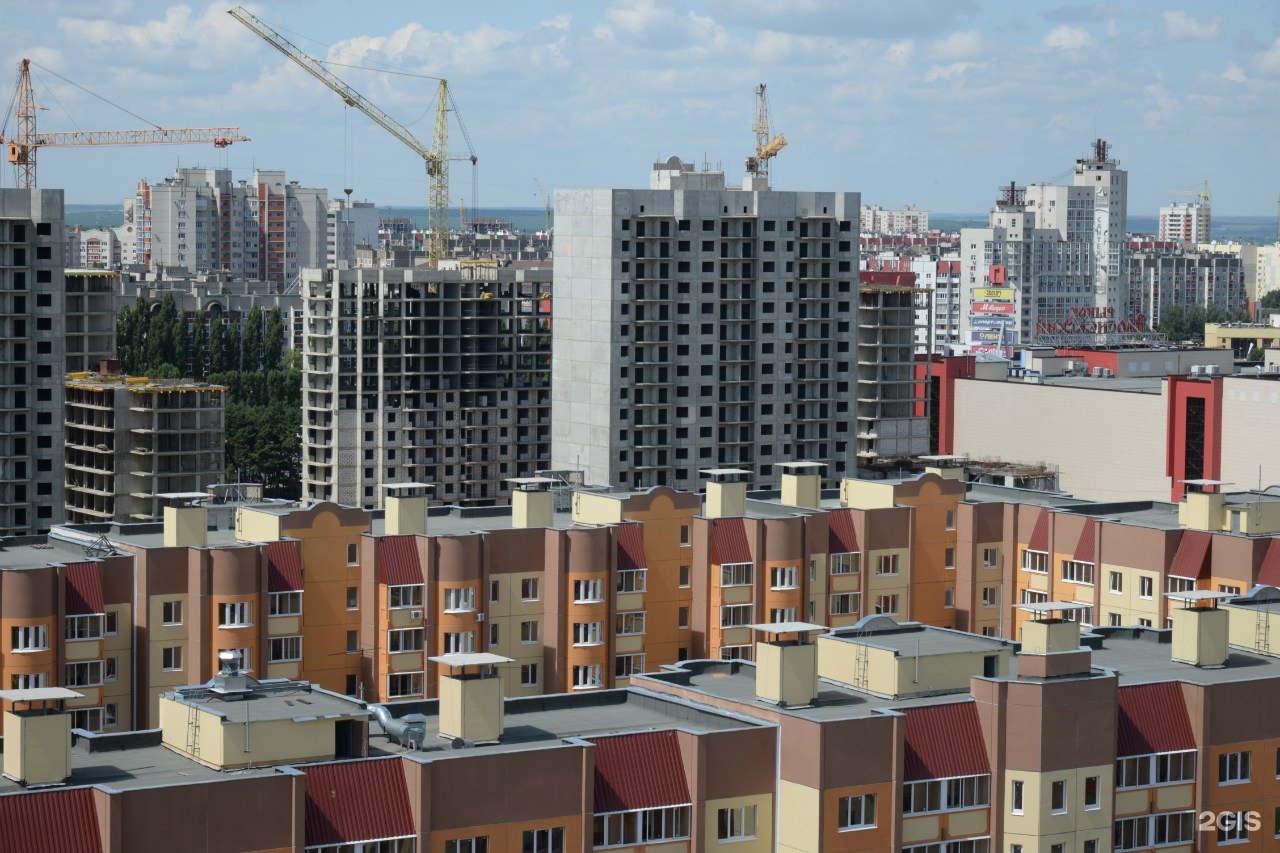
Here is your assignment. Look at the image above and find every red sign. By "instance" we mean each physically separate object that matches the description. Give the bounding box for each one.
[1034,307,1152,337]
[989,265,1006,284]
[973,302,1015,315]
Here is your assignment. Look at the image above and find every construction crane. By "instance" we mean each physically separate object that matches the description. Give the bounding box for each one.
[228,6,476,263]
[744,83,786,184]
[1168,179,1210,206]
[1,58,248,190]
[534,178,551,233]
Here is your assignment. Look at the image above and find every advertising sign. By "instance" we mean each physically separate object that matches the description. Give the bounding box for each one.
[971,317,1011,329]
[972,302,1015,315]
[973,288,1015,300]
[970,330,1003,343]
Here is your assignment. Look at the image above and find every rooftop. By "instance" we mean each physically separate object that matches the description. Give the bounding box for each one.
[167,680,368,726]
[824,621,1009,657]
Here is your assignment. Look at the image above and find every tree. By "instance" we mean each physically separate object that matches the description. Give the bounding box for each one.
[1261,290,1280,310]
[146,293,181,372]
[1157,305,1250,343]
[209,315,227,373]
[242,305,264,371]
[263,307,284,370]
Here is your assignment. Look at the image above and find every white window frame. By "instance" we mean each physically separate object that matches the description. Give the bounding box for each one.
[524,827,565,853]
[721,563,753,587]
[595,804,691,848]
[1061,559,1095,586]
[1022,549,1048,573]
[982,547,998,569]
[388,584,424,609]
[1050,779,1067,814]
[218,601,253,628]
[10,672,47,690]
[520,620,540,644]
[521,577,541,601]
[64,660,105,688]
[573,621,604,646]
[573,663,603,690]
[1219,750,1251,785]
[830,592,860,615]
[720,604,753,628]
[574,580,604,604]
[830,552,860,575]
[902,774,990,815]
[1167,576,1195,594]
[981,586,999,608]
[65,614,105,641]
[1010,779,1024,815]
[11,624,48,652]
[161,600,183,625]
[1109,572,1123,594]
[387,628,424,654]
[1114,811,1195,851]
[837,793,876,831]
[269,590,302,617]
[720,645,754,661]
[875,554,899,576]
[444,586,476,613]
[614,653,646,678]
[615,611,646,636]
[268,635,303,663]
[387,671,424,698]
[616,568,647,593]
[161,646,183,672]
[445,837,489,853]
[444,631,475,654]
[520,663,538,687]
[770,565,798,590]
[716,805,757,842]
[770,607,797,624]
[874,594,899,616]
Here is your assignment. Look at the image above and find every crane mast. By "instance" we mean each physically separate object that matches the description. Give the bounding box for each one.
[745,83,786,185]
[228,6,474,263]
[2,58,248,189]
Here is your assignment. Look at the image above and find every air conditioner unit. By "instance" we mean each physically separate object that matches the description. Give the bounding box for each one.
[410,610,423,620]
[475,612,486,622]
[1189,365,1204,376]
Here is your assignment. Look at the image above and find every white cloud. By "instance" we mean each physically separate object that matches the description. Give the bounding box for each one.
[1042,26,1093,51]
[886,40,915,65]
[1162,10,1222,42]
[1142,81,1177,127]
[924,61,981,82]
[1223,62,1247,84]
[933,29,986,60]
[1257,36,1280,74]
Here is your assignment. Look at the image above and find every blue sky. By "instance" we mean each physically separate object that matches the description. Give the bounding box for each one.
[3,1,1279,216]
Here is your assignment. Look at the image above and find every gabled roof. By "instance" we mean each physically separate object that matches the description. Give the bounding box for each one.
[712,518,752,565]
[303,758,415,846]
[1117,683,1196,756]
[1074,520,1097,563]
[902,702,990,781]
[1027,508,1050,553]
[1259,539,1280,587]
[377,536,423,586]
[0,787,101,853]
[591,730,691,812]
[266,540,304,593]
[64,561,105,615]
[616,523,646,571]
[828,509,861,554]
[1170,530,1212,580]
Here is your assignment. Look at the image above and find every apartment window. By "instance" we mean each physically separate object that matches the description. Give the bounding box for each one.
[573,664,603,689]
[1010,780,1024,814]
[218,602,252,628]
[574,580,604,603]
[770,566,798,589]
[720,645,753,661]
[346,630,358,653]
[521,578,541,601]
[944,587,955,609]
[837,794,875,831]
[162,600,183,625]
[446,837,488,853]
[489,581,499,603]
[595,805,690,848]
[65,615,104,641]
[268,635,303,663]
[679,565,690,587]
[1022,550,1048,573]
[70,707,107,733]
[1220,750,1251,784]
[523,827,565,853]
[65,661,104,687]
[444,632,475,654]
[387,671,423,698]
[489,623,499,647]
[162,646,183,671]
[720,604,754,628]
[346,543,358,565]
[520,620,540,644]
[269,591,302,617]
[1168,576,1195,594]
[1139,576,1154,599]
[11,625,48,651]
[680,525,690,546]
[875,554,899,576]
[944,547,955,569]
[616,568,647,593]
[615,653,646,678]
[615,611,645,636]
[520,663,538,687]
[1109,572,1123,593]
[678,607,690,629]
[830,553,859,575]
[721,563,753,587]
[902,775,989,814]
[874,594,899,616]
[1219,584,1242,595]
[830,592,860,615]
[982,547,998,568]
[346,587,358,609]
[1061,560,1094,585]
[945,509,956,530]
[104,611,118,635]
[981,586,999,608]
[1050,779,1066,813]
[1083,841,1098,853]
[444,587,476,612]
[388,585,423,609]
[11,673,47,690]
[716,805,757,841]
[573,622,604,645]
[387,628,424,653]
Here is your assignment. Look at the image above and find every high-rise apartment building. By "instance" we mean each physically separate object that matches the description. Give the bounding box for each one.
[1128,246,1246,323]
[553,156,861,490]
[860,202,930,235]
[134,168,328,285]
[63,269,118,372]
[0,188,65,535]
[1159,199,1210,244]
[301,264,552,507]
[326,198,379,266]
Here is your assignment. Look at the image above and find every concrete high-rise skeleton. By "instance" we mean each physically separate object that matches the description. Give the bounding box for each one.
[552,157,861,490]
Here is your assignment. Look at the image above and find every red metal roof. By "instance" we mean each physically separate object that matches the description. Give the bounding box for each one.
[828,509,861,554]
[1117,683,1196,756]
[378,536,424,586]
[1170,530,1212,580]
[591,730,691,812]
[616,523,646,571]
[1074,521,1097,563]
[64,562,105,615]
[1259,539,1280,587]
[1027,509,1049,553]
[0,787,102,853]
[712,518,752,565]
[303,758,415,846]
[267,540,304,593]
[902,702,990,781]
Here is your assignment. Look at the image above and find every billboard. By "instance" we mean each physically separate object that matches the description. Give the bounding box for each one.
[973,301,1015,315]
[973,288,1015,300]
[970,328,1020,344]
[971,317,1012,329]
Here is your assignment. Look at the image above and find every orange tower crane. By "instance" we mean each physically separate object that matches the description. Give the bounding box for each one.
[2,58,249,189]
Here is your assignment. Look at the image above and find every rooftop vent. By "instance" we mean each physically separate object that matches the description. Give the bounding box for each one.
[209,650,254,696]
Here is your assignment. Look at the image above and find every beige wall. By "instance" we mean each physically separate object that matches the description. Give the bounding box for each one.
[1221,377,1280,496]
[702,794,772,853]
[777,780,820,853]
[1003,764,1113,851]
[952,380,1171,502]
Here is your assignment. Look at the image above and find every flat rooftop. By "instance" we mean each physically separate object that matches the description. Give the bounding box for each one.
[168,681,367,725]
[1090,627,1280,687]
[825,622,1010,657]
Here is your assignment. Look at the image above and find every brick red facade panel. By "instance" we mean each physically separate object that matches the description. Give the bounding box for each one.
[0,787,101,853]
[1259,539,1280,587]
[378,536,425,586]
[902,702,991,781]
[616,523,647,571]
[1074,521,1097,563]
[303,758,415,845]
[64,561,105,615]
[1117,683,1196,756]
[266,540,304,593]
[1027,509,1049,553]
[590,730,691,812]
[1170,530,1212,581]
[828,509,860,555]
[712,518,752,565]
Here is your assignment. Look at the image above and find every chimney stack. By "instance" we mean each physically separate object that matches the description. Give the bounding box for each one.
[702,468,750,519]
[430,652,513,744]
[777,461,825,509]
[751,622,826,708]
[1015,602,1092,678]
[383,483,433,536]
[508,477,556,529]
[1167,590,1230,667]
[1179,479,1230,531]
[1,687,82,786]
[160,492,209,547]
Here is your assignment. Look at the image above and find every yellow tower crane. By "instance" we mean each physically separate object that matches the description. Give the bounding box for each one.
[744,83,786,184]
[1167,179,1211,207]
[228,6,476,263]
[1,58,248,190]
